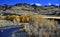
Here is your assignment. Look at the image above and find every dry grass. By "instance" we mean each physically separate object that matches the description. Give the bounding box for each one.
[25,14,58,37]
[0,14,58,37]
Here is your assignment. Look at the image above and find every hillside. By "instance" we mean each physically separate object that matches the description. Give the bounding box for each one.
[0,3,60,16]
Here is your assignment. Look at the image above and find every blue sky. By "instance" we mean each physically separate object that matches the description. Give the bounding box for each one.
[0,0,60,6]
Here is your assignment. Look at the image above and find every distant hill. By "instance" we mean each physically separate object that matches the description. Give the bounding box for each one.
[0,3,60,16]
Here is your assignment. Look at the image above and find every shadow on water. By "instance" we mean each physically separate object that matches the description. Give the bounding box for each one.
[0,25,28,37]
[0,19,60,37]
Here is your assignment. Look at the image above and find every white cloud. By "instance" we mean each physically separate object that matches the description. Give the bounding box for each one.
[30,3,42,6]
[48,3,51,5]
[55,4,59,6]
[35,3,42,6]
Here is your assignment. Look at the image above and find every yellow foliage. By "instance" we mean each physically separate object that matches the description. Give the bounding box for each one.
[43,31,49,37]
[5,15,16,20]
[51,19,58,28]
[0,14,58,27]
